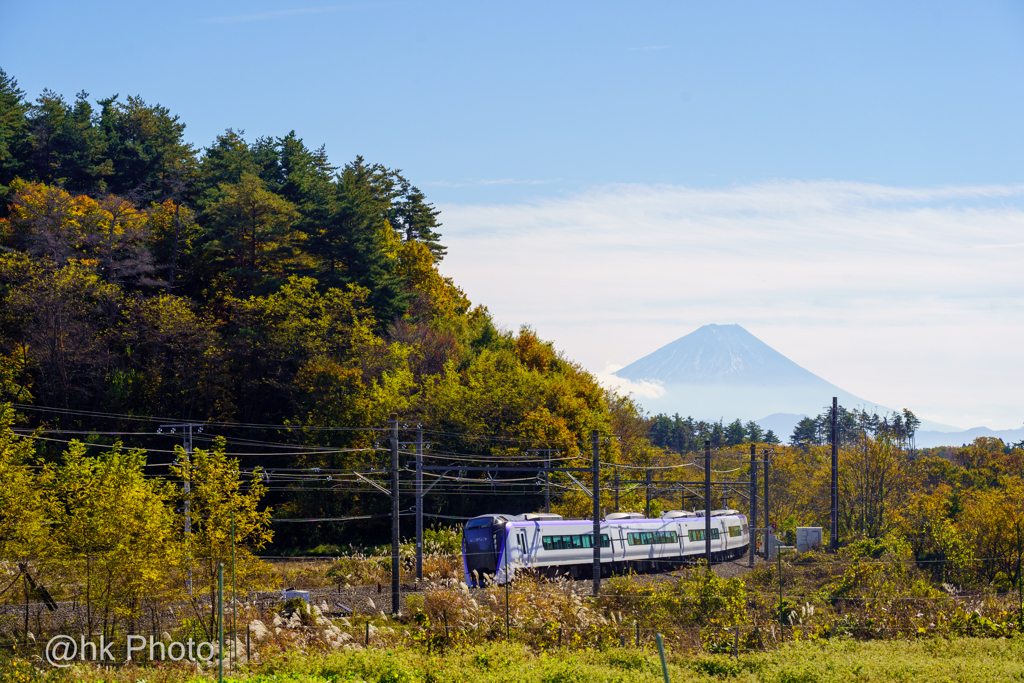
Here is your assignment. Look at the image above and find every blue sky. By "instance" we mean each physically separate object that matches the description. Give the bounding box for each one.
[4,1,1023,200]
[3,1,1024,428]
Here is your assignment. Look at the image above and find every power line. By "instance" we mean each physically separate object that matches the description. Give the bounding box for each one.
[10,404,385,431]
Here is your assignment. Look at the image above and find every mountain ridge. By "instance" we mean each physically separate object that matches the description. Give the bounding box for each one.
[614,324,958,431]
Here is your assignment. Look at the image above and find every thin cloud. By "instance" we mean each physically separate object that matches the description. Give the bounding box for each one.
[595,364,666,400]
[437,180,1024,429]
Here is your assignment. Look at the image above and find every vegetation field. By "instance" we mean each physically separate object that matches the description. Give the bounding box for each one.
[4,637,1024,683]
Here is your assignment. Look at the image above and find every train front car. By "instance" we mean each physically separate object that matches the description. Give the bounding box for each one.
[462,510,751,587]
[462,514,510,587]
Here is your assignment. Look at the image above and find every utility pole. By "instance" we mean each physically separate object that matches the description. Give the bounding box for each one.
[704,440,712,568]
[592,430,601,596]
[528,448,557,513]
[749,443,757,567]
[830,396,839,552]
[415,424,424,581]
[763,448,771,557]
[645,468,652,518]
[545,451,551,514]
[160,422,202,595]
[614,469,620,512]
[389,414,400,615]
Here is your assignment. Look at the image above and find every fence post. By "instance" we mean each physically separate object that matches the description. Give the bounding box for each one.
[636,620,640,647]
[231,508,237,666]
[655,633,671,683]
[218,563,224,683]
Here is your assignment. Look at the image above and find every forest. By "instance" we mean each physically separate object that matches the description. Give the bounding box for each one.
[2,67,1023,589]
[0,67,627,546]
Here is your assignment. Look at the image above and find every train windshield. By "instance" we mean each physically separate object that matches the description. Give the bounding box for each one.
[464,518,503,580]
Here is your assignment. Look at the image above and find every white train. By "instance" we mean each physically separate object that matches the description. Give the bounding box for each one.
[463,510,750,586]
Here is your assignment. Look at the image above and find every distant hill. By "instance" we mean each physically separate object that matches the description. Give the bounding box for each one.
[754,413,808,440]
[750,414,1024,448]
[614,324,957,432]
[916,426,1024,448]
[617,323,838,386]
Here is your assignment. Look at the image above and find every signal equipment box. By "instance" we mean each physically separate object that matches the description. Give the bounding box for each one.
[796,527,823,552]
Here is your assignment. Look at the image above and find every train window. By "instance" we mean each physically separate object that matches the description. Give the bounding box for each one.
[626,531,678,546]
[729,526,742,537]
[541,534,610,550]
[687,529,721,542]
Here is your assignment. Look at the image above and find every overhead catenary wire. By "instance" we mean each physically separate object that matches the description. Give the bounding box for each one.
[15,429,594,464]
[12,433,386,457]
[9,403,387,432]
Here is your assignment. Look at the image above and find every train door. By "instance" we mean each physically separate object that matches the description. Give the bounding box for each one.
[677,522,685,559]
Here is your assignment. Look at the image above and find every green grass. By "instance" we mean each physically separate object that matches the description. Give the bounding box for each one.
[31,637,1024,682]
[248,639,1024,683]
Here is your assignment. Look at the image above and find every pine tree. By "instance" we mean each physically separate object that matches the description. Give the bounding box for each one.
[388,178,446,261]
[307,157,410,322]
[0,68,29,193]
[97,95,195,200]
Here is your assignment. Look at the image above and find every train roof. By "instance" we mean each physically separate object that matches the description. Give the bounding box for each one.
[466,511,746,528]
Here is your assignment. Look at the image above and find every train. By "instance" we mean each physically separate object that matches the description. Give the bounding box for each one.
[462,509,750,586]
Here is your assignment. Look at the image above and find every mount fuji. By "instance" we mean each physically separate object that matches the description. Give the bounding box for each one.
[612,324,957,433]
